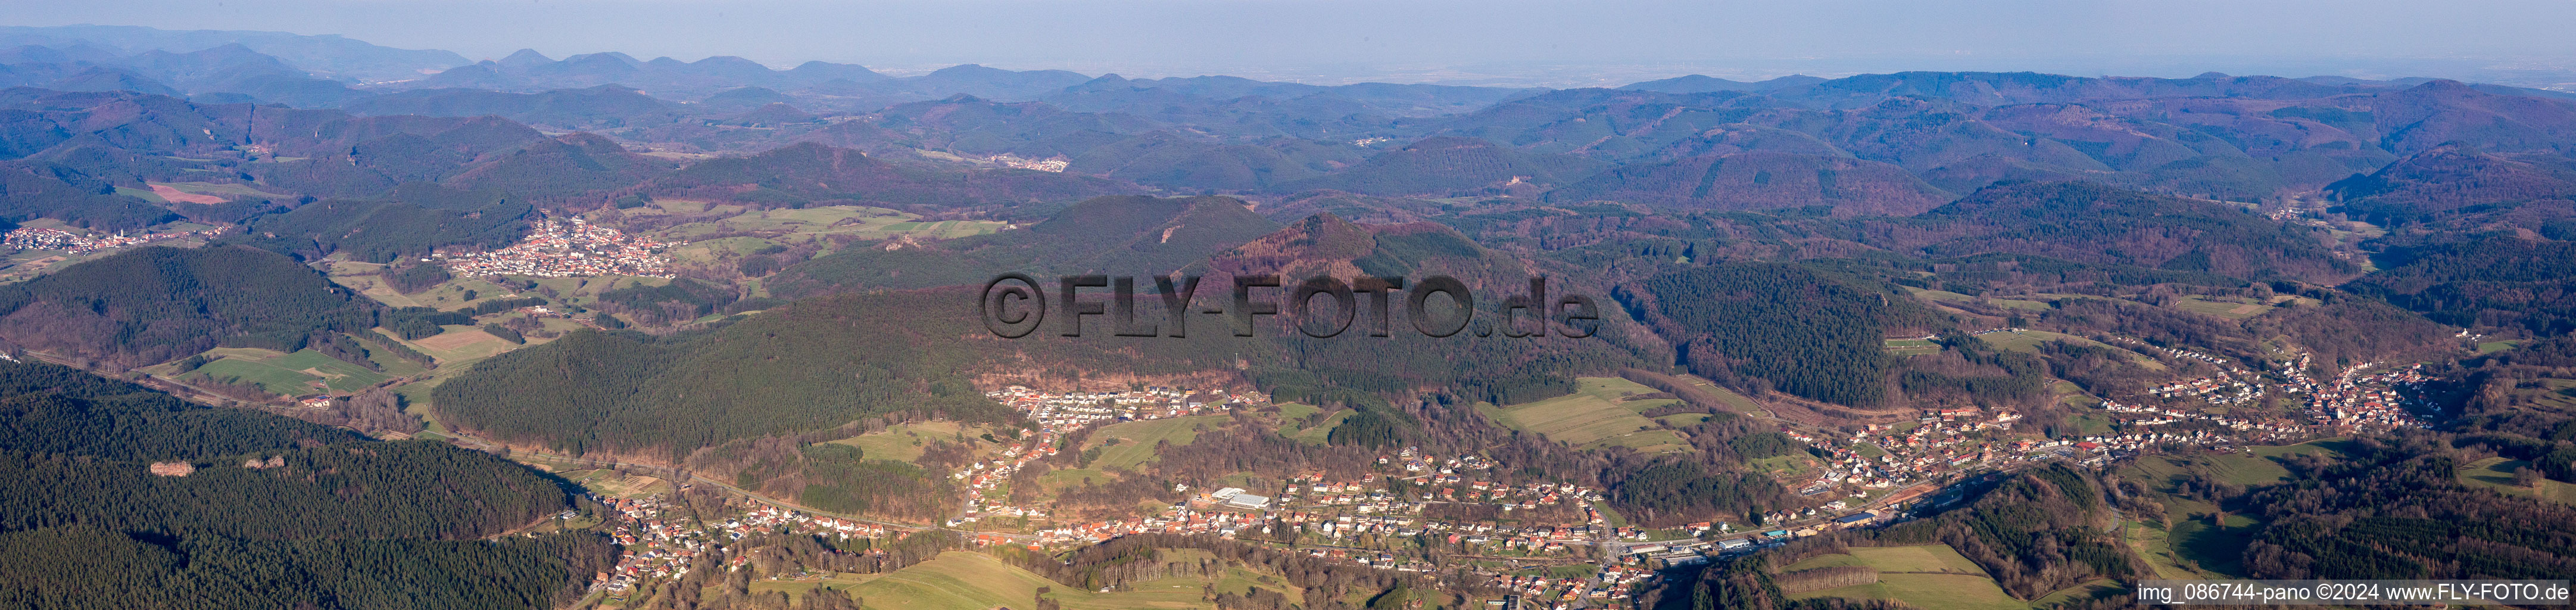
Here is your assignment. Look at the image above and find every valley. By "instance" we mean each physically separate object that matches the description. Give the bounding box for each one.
[0,20,2573,610]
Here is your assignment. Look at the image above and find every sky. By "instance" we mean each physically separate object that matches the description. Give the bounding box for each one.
[10,0,2576,88]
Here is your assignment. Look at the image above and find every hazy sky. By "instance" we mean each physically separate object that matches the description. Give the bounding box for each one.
[11,0,2576,86]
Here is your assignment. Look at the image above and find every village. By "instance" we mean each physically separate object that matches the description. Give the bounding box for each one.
[556,344,2441,610]
[439,216,675,278]
[2,225,228,254]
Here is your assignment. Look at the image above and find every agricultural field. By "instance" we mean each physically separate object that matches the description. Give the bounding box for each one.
[1480,377,1691,453]
[2170,295,2313,320]
[847,551,1218,610]
[390,325,527,364]
[610,201,1007,246]
[2172,296,2270,319]
[1983,297,2052,311]
[1903,287,1978,303]
[2123,440,2348,489]
[2126,519,2228,580]
[133,181,288,204]
[2478,340,2526,354]
[868,220,1010,238]
[563,468,673,499]
[161,347,395,395]
[324,260,534,310]
[1082,415,1227,472]
[2458,457,2576,505]
[1884,338,1942,356]
[1782,545,2039,610]
[2116,440,2352,577]
[1282,406,1349,445]
[828,421,984,463]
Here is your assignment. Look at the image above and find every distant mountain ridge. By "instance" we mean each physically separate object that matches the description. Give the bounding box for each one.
[0,24,467,81]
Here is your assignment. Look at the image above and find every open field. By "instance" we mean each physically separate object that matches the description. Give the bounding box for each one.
[618,203,1006,245]
[1905,287,1978,303]
[324,261,523,310]
[564,469,672,498]
[1784,545,2042,610]
[2127,520,2226,580]
[2458,457,2576,505]
[2173,296,2271,319]
[2119,440,2352,577]
[1482,377,1689,452]
[407,326,520,361]
[173,347,394,394]
[2029,580,2123,608]
[188,354,323,394]
[152,180,288,200]
[868,219,1010,238]
[1783,544,1988,574]
[829,421,978,463]
[1984,297,2053,311]
[2125,439,2349,488]
[1885,338,1942,356]
[1284,407,1349,444]
[1084,415,1228,472]
[849,552,1214,610]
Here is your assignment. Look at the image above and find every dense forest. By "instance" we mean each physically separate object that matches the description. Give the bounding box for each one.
[0,245,378,368]
[1629,262,1936,406]
[0,360,604,610]
[224,183,537,263]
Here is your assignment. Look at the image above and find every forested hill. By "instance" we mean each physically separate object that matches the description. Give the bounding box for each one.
[2344,235,2576,335]
[1627,262,1942,406]
[431,287,1255,457]
[224,182,537,263]
[649,141,1140,209]
[1898,182,2362,283]
[763,194,1281,297]
[0,245,376,368]
[0,359,610,610]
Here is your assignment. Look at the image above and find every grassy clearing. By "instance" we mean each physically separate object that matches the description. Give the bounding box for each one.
[1885,338,1942,356]
[565,469,672,498]
[1984,298,2052,311]
[2478,340,2524,353]
[2029,580,2122,608]
[829,421,977,463]
[2458,457,2576,505]
[2163,512,2258,575]
[1783,545,2026,610]
[2125,440,2347,488]
[1905,287,1978,303]
[172,347,395,395]
[850,552,1211,610]
[1285,408,1350,444]
[1084,415,1227,472]
[406,326,520,362]
[323,262,524,310]
[189,356,323,394]
[2172,296,2274,320]
[623,203,1006,246]
[2127,520,2225,580]
[1481,378,1688,452]
[152,180,286,199]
